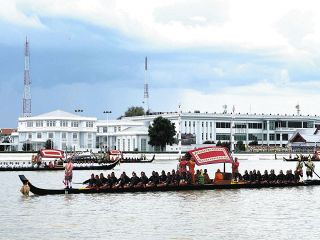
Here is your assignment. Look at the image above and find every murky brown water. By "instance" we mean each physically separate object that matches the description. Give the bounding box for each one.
[1,158,320,240]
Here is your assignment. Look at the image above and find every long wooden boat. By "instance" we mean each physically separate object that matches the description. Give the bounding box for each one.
[71,154,155,163]
[19,174,320,196]
[0,159,120,172]
[283,157,320,162]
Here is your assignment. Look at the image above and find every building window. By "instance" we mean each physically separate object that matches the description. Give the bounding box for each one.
[269,121,275,130]
[193,122,195,127]
[216,122,231,128]
[276,134,281,141]
[184,121,187,127]
[202,122,204,127]
[133,138,136,150]
[122,139,125,151]
[248,123,262,129]
[210,133,212,139]
[263,121,267,130]
[118,127,121,131]
[189,121,191,127]
[61,121,68,127]
[282,134,288,141]
[36,121,43,127]
[73,133,77,140]
[86,121,93,127]
[62,132,67,139]
[114,127,117,132]
[269,134,275,141]
[263,134,267,141]
[216,134,230,141]
[248,134,259,141]
[288,121,302,128]
[47,121,56,127]
[141,139,147,152]
[103,127,108,133]
[234,134,246,141]
[48,132,54,139]
[37,133,42,139]
[88,133,92,139]
[202,133,204,140]
[27,121,33,127]
[128,139,131,151]
[117,139,120,150]
[235,124,246,129]
[28,133,32,139]
[71,121,79,127]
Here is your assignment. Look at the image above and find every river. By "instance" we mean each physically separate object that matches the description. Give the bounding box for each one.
[1,158,320,240]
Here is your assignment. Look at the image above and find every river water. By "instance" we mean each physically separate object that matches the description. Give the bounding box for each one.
[1,158,320,240]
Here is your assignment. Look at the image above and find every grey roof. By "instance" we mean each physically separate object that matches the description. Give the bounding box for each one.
[289,128,320,143]
[19,109,96,120]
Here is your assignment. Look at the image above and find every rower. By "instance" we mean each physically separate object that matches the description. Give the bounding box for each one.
[214,169,224,183]
[305,158,315,180]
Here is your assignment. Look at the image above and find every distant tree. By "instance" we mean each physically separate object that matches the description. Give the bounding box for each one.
[249,140,258,146]
[22,143,32,152]
[124,106,145,117]
[45,139,54,149]
[236,140,246,151]
[148,117,176,151]
[216,141,231,151]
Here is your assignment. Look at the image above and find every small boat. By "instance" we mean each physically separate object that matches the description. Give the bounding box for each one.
[0,159,120,172]
[283,157,320,162]
[18,174,320,196]
[106,154,155,163]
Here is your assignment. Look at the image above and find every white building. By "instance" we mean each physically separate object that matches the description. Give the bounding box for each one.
[123,111,320,149]
[96,120,151,152]
[16,110,97,151]
[11,109,320,152]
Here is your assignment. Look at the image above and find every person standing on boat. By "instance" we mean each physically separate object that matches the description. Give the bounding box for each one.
[179,157,188,180]
[232,157,240,181]
[305,157,315,179]
[188,158,196,183]
[64,159,74,188]
[296,157,304,178]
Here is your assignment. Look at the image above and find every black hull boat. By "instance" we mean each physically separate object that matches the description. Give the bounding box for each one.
[0,159,120,172]
[283,157,320,162]
[19,174,320,196]
[105,154,155,164]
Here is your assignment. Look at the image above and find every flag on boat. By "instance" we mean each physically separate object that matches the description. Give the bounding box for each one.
[187,146,233,165]
[39,149,65,159]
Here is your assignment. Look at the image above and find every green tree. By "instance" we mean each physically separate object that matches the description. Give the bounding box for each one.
[148,116,176,151]
[236,140,246,151]
[45,139,54,149]
[124,106,145,117]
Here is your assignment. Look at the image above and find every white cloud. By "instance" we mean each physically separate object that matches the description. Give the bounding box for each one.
[179,80,320,116]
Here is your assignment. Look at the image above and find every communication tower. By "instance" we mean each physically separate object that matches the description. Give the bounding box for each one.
[143,56,149,113]
[23,37,32,117]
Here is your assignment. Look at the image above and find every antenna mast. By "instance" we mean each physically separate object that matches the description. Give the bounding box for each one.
[144,56,149,113]
[23,37,32,117]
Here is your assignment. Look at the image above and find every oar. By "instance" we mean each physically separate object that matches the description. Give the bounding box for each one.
[302,160,320,179]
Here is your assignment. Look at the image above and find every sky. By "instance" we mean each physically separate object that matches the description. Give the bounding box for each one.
[2,0,320,127]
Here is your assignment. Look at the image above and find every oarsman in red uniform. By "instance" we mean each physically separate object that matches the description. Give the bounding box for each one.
[179,157,188,180]
[64,159,74,189]
[232,157,240,181]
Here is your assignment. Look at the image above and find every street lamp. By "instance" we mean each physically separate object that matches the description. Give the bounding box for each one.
[103,111,112,151]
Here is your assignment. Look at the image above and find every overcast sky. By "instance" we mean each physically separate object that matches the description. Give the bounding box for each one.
[1,0,320,127]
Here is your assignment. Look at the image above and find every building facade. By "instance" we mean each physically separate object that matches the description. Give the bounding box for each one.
[123,111,320,148]
[11,109,320,152]
[16,110,97,151]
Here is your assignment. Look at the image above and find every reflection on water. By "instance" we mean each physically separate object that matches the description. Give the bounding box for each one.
[1,159,320,240]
